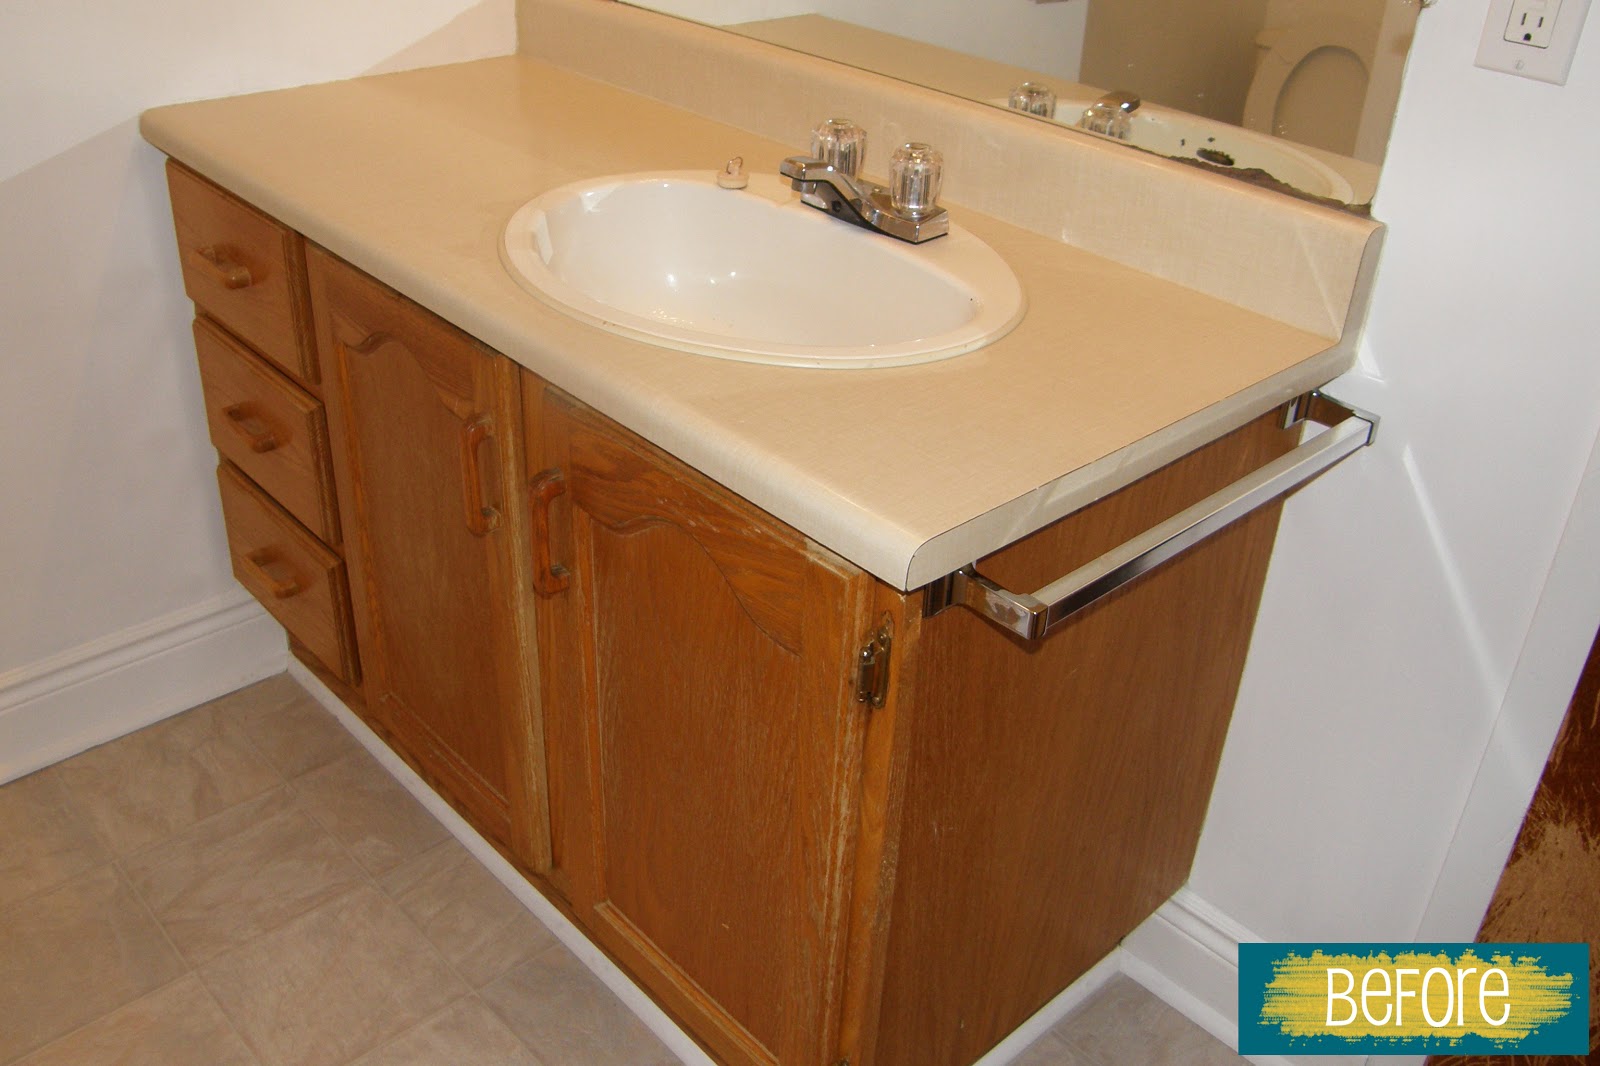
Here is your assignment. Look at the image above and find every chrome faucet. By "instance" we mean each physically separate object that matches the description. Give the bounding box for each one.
[1078,91,1141,140]
[780,119,948,244]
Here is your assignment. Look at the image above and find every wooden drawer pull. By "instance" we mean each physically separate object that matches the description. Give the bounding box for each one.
[222,402,280,453]
[188,245,253,290]
[341,330,392,357]
[458,415,501,538]
[528,469,570,596]
[242,548,302,599]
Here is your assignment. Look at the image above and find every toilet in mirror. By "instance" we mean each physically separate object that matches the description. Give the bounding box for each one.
[622,0,1428,208]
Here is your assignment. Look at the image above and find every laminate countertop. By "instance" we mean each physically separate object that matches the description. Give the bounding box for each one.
[142,55,1365,591]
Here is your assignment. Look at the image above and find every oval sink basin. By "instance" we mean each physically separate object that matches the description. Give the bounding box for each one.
[995,98,1354,202]
[501,172,1025,368]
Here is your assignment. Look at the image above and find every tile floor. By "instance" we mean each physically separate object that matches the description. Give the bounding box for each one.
[0,674,1244,1065]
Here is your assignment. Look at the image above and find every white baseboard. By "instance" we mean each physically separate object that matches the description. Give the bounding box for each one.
[1121,888,1365,1066]
[0,591,287,784]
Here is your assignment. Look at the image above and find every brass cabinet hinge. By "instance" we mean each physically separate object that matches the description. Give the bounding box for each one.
[855,615,893,709]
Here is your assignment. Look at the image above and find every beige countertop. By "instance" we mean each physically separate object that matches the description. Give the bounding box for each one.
[142,55,1355,591]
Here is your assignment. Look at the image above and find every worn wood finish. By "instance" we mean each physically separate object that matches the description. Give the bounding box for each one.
[216,462,357,683]
[194,317,339,544]
[312,246,550,870]
[531,383,875,1066]
[166,162,316,387]
[864,411,1298,1066]
[835,583,920,1066]
[1429,624,1600,1066]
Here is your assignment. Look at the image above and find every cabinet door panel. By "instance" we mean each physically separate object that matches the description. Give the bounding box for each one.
[312,246,547,869]
[535,386,873,1066]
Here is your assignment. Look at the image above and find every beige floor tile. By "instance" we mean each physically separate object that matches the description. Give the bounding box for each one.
[379,840,557,989]
[16,975,258,1066]
[199,883,467,1066]
[0,765,113,910]
[52,702,281,856]
[222,674,359,780]
[481,946,678,1066]
[1009,1030,1101,1066]
[1055,975,1244,1065]
[352,997,541,1066]
[123,788,365,965]
[291,751,448,876]
[0,865,187,1063]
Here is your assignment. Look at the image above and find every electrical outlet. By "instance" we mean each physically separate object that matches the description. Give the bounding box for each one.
[1477,0,1590,83]
[1506,0,1561,46]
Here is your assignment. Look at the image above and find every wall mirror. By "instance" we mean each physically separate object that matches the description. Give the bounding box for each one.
[621,0,1427,207]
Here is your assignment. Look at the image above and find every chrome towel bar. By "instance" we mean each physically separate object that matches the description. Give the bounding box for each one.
[923,391,1377,641]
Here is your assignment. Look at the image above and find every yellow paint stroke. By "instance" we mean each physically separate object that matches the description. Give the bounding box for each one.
[1259,948,1575,1047]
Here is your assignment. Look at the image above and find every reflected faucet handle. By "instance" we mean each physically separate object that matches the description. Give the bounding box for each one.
[810,118,866,178]
[1008,82,1057,118]
[1079,90,1140,140]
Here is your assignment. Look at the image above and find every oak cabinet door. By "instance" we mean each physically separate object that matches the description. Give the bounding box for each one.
[530,384,875,1066]
[311,247,548,870]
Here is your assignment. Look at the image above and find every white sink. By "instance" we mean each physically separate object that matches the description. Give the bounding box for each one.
[994,98,1354,202]
[500,172,1025,369]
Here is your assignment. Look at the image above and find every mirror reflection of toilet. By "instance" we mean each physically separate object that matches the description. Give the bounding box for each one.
[1243,0,1419,168]
[1244,13,1377,160]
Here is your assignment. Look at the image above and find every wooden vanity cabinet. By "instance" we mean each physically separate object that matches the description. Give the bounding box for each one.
[309,248,550,870]
[523,378,1296,1066]
[167,161,1298,1066]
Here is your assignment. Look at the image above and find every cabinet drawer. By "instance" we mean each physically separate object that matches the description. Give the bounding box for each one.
[217,462,359,685]
[195,317,339,544]
[167,162,317,387]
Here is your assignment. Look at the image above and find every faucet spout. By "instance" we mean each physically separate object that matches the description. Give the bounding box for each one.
[780,156,869,209]
[780,155,948,244]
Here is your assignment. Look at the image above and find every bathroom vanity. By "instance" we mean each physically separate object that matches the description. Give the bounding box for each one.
[143,11,1382,1064]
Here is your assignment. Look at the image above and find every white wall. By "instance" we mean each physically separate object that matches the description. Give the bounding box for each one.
[1186,0,1600,959]
[627,0,1088,83]
[625,0,817,25]
[809,0,1087,83]
[0,0,514,777]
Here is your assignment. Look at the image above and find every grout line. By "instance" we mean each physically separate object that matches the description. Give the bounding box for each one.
[340,991,482,1066]
[255,721,489,1064]
[117,855,192,971]
[91,862,208,1055]
[191,975,268,1066]
[3,976,194,1066]
[0,779,119,919]
[313,789,554,1051]
[189,881,374,1064]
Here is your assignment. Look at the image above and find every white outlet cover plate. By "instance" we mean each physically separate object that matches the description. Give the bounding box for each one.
[1477,0,1591,84]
